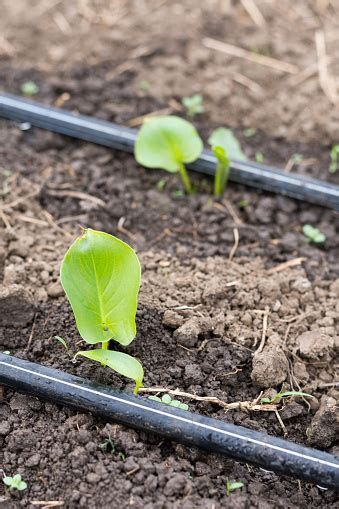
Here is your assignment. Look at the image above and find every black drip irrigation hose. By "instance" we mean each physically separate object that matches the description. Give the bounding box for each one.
[0,93,338,211]
[0,354,338,490]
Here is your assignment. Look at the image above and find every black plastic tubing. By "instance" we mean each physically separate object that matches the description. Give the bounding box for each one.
[0,354,338,490]
[0,93,338,211]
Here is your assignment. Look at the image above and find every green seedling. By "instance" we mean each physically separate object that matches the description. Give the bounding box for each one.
[139,80,151,92]
[134,116,203,194]
[99,435,115,454]
[243,128,256,138]
[261,391,313,405]
[3,474,27,491]
[54,335,68,349]
[238,198,251,208]
[182,94,204,117]
[148,394,188,411]
[20,81,39,96]
[156,178,167,191]
[60,228,143,393]
[226,479,244,496]
[291,153,303,164]
[255,151,264,163]
[302,224,326,244]
[329,145,339,173]
[208,127,247,197]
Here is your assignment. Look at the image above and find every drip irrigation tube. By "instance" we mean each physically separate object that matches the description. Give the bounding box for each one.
[0,354,338,490]
[0,93,338,210]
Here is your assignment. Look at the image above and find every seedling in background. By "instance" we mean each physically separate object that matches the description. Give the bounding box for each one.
[3,474,27,491]
[255,151,264,163]
[243,127,256,138]
[99,435,115,454]
[226,479,244,496]
[302,224,326,244]
[148,394,189,411]
[329,145,339,173]
[208,127,247,197]
[182,94,204,117]
[20,81,39,96]
[261,391,313,405]
[134,116,203,194]
[60,228,143,393]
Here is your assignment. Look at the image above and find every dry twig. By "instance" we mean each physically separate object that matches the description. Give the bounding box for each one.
[240,0,266,26]
[229,227,240,261]
[254,306,270,353]
[315,30,337,104]
[267,257,306,274]
[203,37,299,74]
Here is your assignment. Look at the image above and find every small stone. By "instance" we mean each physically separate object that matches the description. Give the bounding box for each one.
[258,279,280,299]
[307,396,337,448]
[164,473,190,497]
[8,240,29,258]
[202,277,227,301]
[251,347,289,388]
[86,473,101,483]
[297,330,334,360]
[184,363,204,385]
[47,282,64,298]
[0,284,35,327]
[26,453,40,467]
[293,361,309,382]
[0,421,11,435]
[279,401,305,420]
[162,310,184,328]
[291,277,311,293]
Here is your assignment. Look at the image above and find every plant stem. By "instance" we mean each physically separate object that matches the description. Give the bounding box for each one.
[177,162,193,194]
[101,340,109,367]
[214,159,230,198]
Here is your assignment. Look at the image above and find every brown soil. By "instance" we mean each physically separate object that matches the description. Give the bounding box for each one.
[0,1,338,508]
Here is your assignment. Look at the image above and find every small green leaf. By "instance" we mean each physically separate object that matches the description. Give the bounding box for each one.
[170,399,181,408]
[226,479,244,496]
[255,151,264,163]
[178,402,189,411]
[3,477,13,486]
[21,81,39,96]
[279,391,313,399]
[60,229,141,346]
[76,349,144,393]
[3,474,27,491]
[182,94,204,117]
[135,116,203,173]
[243,128,256,138]
[162,394,172,404]
[54,335,68,349]
[148,395,162,402]
[329,145,339,173]
[208,128,247,161]
[303,224,326,244]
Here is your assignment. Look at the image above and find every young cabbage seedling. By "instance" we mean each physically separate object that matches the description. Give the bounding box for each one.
[60,228,143,393]
[148,394,188,411]
[20,81,39,96]
[3,474,27,491]
[226,479,244,496]
[208,127,247,197]
[302,224,326,244]
[134,116,203,194]
[182,94,204,118]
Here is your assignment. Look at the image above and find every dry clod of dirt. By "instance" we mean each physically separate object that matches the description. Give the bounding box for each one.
[162,309,184,328]
[251,346,289,389]
[291,277,312,293]
[297,330,335,361]
[202,276,228,301]
[279,401,305,421]
[173,316,213,348]
[0,284,35,327]
[47,281,64,298]
[307,396,338,448]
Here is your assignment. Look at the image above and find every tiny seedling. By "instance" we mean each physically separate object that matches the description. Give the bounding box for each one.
[139,80,151,92]
[182,94,204,117]
[156,178,167,191]
[60,228,143,393]
[208,127,247,197]
[238,198,251,208]
[54,335,68,349]
[226,479,244,496]
[134,116,203,194]
[329,145,339,173]
[99,435,115,454]
[3,474,27,491]
[302,224,326,244]
[20,81,39,96]
[261,391,313,405]
[148,394,188,411]
[255,151,264,163]
[243,127,256,138]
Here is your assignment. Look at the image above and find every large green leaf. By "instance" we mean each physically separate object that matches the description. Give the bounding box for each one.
[208,128,247,161]
[76,349,144,393]
[134,116,203,173]
[60,228,141,346]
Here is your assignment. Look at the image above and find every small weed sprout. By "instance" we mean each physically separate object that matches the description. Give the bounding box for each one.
[134,116,203,194]
[3,474,27,491]
[255,151,264,163]
[182,94,204,118]
[21,81,39,97]
[261,391,313,405]
[226,479,244,496]
[61,228,143,393]
[208,127,247,197]
[303,224,326,244]
[243,127,256,138]
[54,335,68,349]
[329,145,339,173]
[99,435,115,454]
[148,394,188,411]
